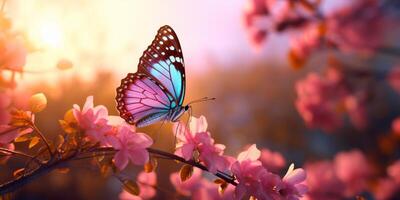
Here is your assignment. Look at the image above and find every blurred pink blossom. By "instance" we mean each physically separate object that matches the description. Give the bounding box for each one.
[108,125,153,170]
[334,149,372,197]
[259,148,286,173]
[392,117,400,135]
[344,95,367,130]
[387,67,400,94]
[0,33,26,71]
[170,168,203,197]
[324,0,384,53]
[388,160,400,184]
[303,161,345,200]
[119,171,157,200]
[289,24,321,62]
[174,116,231,173]
[373,178,399,200]
[73,96,112,144]
[295,72,345,131]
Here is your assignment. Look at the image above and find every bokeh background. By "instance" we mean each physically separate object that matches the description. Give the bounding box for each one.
[0,0,400,199]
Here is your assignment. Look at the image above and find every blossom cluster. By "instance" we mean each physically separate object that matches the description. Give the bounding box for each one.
[243,0,386,66]
[295,67,367,131]
[304,149,400,200]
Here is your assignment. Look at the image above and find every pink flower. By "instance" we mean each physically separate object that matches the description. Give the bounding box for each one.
[119,171,157,200]
[344,95,367,130]
[108,125,153,170]
[387,67,400,94]
[231,144,269,199]
[170,168,235,200]
[373,178,399,200]
[295,73,345,131]
[278,164,308,200]
[392,117,400,136]
[0,33,26,71]
[304,161,345,200]
[170,168,203,196]
[174,116,231,173]
[324,0,384,53]
[73,96,112,144]
[259,148,286,173]
[334,149,372,197]
[388,160,400,184]
[289,24,321,62]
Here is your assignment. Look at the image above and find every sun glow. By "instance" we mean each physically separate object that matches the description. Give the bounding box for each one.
[35,21,64,49]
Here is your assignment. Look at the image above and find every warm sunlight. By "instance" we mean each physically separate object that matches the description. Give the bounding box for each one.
[36,21,63,49]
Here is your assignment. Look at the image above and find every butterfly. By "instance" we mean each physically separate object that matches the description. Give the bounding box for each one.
[116,25,189,128]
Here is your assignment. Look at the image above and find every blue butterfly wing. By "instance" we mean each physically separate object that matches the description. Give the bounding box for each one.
[116,73,171,127]
[137,25,186,107]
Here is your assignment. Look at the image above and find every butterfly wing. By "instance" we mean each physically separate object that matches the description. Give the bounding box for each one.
[137,25,186,107]
[116,73,173,127]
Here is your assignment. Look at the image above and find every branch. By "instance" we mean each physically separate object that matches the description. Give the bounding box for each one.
[0,148,41,164]
[92,147,238,186]
[30,124,53,157]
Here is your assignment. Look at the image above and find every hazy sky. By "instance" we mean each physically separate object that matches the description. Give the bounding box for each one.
[6,0,286,84]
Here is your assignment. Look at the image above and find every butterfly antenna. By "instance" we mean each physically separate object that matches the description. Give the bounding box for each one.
[187,97,216,105]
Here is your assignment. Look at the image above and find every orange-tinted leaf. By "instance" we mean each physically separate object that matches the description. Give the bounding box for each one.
[180,164,193,182]
[123,180,140,196]
[29,136,40,149]
[288,50,306,70]
[144,158,158,173]
[218,181,228,195]
[14,134,31,142]
[10,109,32,127]
[214,178,225,185]
[13,168,25,177]
[56,135,65,149]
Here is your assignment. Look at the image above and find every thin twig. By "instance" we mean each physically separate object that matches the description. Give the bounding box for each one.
[30,124,53,156]
[0,148,38,162]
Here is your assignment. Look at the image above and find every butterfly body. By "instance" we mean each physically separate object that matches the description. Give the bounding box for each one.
[116,25,188,128]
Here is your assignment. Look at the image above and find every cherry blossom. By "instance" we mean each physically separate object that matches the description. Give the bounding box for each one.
[259,148,286,173]
[388,160,400,184]
[174,116,231,173]
[73,96,112,144]
[303,161,345,200]
[334,149,372,197]
[108,125,153,170]
[119,171,157,200]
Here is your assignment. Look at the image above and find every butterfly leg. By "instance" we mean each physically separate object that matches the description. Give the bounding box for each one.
[151,119,167,145]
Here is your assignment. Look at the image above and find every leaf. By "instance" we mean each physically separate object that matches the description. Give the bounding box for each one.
[13,168,25,177]
[14,134,31,142]
[59,109,78,134]
[56,135,65,149]
[123,180,140,196]
[29,136,40,149]
[144,158,157,173]
[179,164,193,182]
[214,178,225,184]
[100,164,111,177]
[28,93,47,113]
[218,181,228,195]
[10,109,32,127]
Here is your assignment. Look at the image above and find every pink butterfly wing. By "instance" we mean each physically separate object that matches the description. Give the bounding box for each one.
[116,73,172,126]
